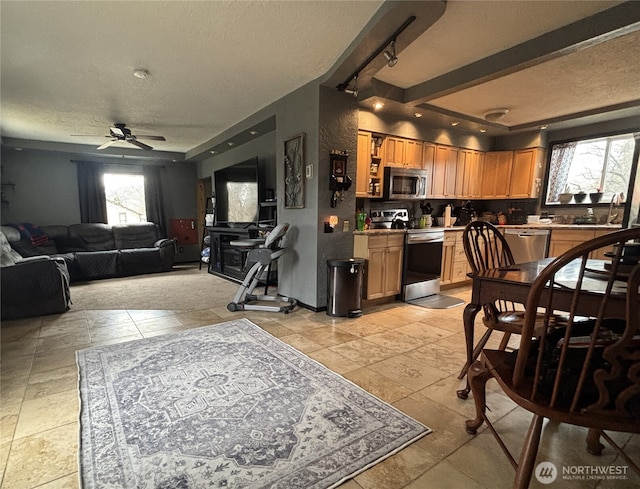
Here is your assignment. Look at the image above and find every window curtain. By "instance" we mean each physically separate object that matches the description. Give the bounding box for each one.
[143,165,167,236]
[547,141,577,202]
[76,161,107,223]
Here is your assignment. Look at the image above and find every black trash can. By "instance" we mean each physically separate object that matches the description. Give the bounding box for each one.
[327,258,365,318]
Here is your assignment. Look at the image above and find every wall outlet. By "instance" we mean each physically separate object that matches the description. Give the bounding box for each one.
[306,164,313,179]
[342,220,349,232]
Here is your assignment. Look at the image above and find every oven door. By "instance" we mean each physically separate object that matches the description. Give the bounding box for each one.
[402,230,444,301]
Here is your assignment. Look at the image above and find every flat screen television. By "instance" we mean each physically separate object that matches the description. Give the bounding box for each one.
[213,157,260,227]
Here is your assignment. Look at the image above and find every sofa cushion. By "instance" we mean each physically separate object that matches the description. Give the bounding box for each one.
[69,223,116,251]
[10,238,59,257]
[120,248,168,275]
[112,223,161,249]
[74,251,119,279]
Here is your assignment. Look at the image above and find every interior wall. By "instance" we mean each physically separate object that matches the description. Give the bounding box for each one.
[358,110,494,152]
[0,146,198,234]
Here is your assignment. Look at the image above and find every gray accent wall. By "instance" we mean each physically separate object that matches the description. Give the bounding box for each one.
[1,146,198,232]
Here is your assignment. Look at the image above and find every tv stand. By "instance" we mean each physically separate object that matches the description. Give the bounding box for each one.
[207,226,275,282]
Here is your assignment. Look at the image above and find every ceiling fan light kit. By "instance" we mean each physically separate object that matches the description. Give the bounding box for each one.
[484,108,509,122]
[93,123,166,151]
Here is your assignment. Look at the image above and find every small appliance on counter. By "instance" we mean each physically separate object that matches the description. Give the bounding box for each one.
[456,201,477,226]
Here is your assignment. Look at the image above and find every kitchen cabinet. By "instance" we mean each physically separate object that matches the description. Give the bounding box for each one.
[548,228,617,260]
[354,233,404,300]
[481,151,513,198]
[509,148,540,198]
[460,149,484,198]
[441,230,470,285]
[356,131,371,197]
[356,131,383,198]
[431,145,459,198]
[384,136,424,169]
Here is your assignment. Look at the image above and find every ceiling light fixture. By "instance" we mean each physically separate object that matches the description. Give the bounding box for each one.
[484,108,509,123]
[336,15,415,93]
[344,75,359,98]
[414,113,423,118]
[227,142,236,147]
[540,125,549,130]
[249,130,260,136]
[374,102,384,111]
[450,121,459,127]
[383,41,399,68]
[479,129,487,133]
[133,68,149,79]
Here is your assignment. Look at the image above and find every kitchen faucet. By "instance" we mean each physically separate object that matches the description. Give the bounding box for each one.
[607,192,624,224]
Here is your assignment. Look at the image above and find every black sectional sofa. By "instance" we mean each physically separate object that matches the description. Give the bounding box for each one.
[1,223,175,319]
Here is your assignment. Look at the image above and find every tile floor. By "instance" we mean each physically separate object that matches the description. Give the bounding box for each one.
[1,280,638,489]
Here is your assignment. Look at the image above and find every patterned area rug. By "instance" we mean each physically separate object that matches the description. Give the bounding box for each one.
[77,319,430,489]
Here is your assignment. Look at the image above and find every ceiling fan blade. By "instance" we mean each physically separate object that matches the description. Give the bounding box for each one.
[97,139,118,150]
[135,135,166,141]
[128,139,153,150]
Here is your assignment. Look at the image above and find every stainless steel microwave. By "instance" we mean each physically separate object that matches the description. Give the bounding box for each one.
[383,167,429,200]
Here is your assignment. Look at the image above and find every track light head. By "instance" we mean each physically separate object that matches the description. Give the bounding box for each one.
[344,88,359,98]
[383,41,398,68]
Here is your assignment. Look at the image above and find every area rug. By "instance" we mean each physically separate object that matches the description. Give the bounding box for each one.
[77,318,430,489]
[407,294,465,309]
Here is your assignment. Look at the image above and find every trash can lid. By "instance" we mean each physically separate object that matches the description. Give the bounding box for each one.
[327,258,365,267]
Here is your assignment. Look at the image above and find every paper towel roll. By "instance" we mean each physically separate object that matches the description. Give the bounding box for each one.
[444,205,451,228]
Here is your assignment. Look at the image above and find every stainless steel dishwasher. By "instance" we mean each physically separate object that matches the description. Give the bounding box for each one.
[503,228,550,264]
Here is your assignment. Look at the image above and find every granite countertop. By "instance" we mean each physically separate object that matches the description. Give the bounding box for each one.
[353,223,622,235]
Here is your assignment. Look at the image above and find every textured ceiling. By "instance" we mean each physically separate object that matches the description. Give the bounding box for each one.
[1,1,639,159]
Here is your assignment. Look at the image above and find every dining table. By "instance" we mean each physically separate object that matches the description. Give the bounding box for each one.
[457,257,630,398]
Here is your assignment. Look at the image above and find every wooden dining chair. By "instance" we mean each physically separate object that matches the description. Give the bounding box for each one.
[465,227,640,489]
[458,221,567,398]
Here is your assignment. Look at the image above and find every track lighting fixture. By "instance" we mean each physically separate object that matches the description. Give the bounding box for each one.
[336,15,415,93]
[344,76,359,98]
[383,41,398,68]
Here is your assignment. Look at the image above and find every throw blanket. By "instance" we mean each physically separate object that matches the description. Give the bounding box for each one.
[7,223,49,246]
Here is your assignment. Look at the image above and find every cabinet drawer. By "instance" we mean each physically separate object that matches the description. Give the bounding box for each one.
[550,230,595,242]
[386,234,405,247]
[367,235,390,249]
[453,246,467,263]
[451,261,470,283]
[444,232,457,244]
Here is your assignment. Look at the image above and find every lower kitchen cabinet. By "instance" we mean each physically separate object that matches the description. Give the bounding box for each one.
[354,233,404,300]
[441,230,470,286]
[548,228,618,260]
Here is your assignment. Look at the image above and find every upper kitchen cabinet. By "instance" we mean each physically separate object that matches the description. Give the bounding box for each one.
[481,151,513,198]
[510,148,542,198]
[460,150,485,198]
[384,137,424,169]
[430,145,459,198]
[356,131,372,197]
[356,131,384,198]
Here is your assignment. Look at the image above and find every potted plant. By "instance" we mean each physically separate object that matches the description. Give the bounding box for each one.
[559,185,573,204]
[574,187,587,203]
[589,187,603,204]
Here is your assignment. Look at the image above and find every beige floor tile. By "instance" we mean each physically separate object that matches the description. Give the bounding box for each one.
[23,365,78,401]
[133,313,183,332]
[14,390,78,439]
[367,355,450,392]
[342,367,413,404]
[1,337,38,360]
[299,325,359,347]
[279,333,324,353]
[364,331,425,354]
[31,346,81,374]
[39,318,88,338]
[1,375,29,417]
[37,472,80,488]
[335,318,389,338]
[329,338,398,365]
[36,331,92,353]
[405,460,487,489]
[3,423,78,489]
[126,309,174,321]
[257,322,297,338]
[0,354,33,380]
[306,348,363,374]
[88,321,140,341]
[406,342,468,375]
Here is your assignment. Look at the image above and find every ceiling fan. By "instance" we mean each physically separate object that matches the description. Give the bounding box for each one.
[95,123,166,151]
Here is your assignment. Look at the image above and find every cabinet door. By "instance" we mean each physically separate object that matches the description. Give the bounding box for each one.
[444,147,459,197]
[404,140,424,168]
[458,149,471,198]
[481,151,513,198]
[548,230,596,258]
[383,245,404,296]
[469,151,485,198]
[509,148,536,198]
[384,137,406,167]
[356,131,372,197]
[422,142,436,174]
[440,242,455,285]
[431,146,448,198]
[366,248,386,299]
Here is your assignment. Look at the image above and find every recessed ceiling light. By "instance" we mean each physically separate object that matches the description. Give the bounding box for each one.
[133,68,149,79]
[540,125,548,130]
[14,147,23,151]
[249,130,260,136]
[479,129,487,133]
[227,141,236,147]
[414,113,423,118]
[210,150,218,154]
[450,121,459,127]
[374,102,384,111]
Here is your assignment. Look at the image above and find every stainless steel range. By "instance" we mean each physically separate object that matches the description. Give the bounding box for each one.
[403,228,444,301]
[369,208,444,301]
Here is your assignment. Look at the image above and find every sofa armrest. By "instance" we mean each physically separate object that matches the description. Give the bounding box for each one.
[155,238,176,249]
